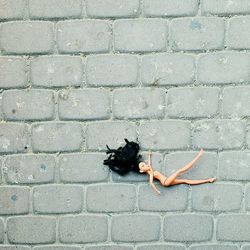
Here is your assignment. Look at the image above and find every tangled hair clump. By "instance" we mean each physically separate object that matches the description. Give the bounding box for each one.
[103,139,141,175]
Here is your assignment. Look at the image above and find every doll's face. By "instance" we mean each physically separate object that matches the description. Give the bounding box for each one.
[139,162,149,173]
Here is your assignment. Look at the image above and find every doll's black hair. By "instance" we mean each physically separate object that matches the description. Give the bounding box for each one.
[103,138,141,175]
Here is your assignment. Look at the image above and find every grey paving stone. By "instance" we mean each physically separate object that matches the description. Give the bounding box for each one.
[86,55,138,87]
[58,89,110,120]
[201,0,250,15]
[197,52,250,84]
[111,215,161,242]
[59,153,109,183]
[86,121,137,151]
[31,56,83,87]
[86,246,133,250]
[4,154,55,184]
[29,0,82,19]
[170,17,224,51]
[31,122,82,153]
[137,245,186,250]
[113,88,165,119]
[143,0,198,17]
[0,219,4,242]
[139,184,188,211]
[192,183,243,212]
[0,123,29,153]
[0,57,27,88]
[57,20,111,53]
[33,185,83,214]
[188,244,238,250]
[0,0,26,20]
[164,214,213,242]
[113,19,168,52]
[222,86,250,118]
[86,184,136,212]
[0,186,30,214]
[243,184,250,211]
[227,16,250,49]
[86,0,140,17]
[193,119,246,149]
[217,214,250,241]
[167,87,219,118]
[59,215,108,243]
[34,246,81,250]
[1,21,54,54]
[141,53,195,86]
[0,246,31,250]
[219,151,250,181]
[139,120,191,150]
[2,89,54,120]
[7,216,56,244]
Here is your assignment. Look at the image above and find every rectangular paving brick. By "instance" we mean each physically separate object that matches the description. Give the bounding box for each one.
[141,53,195,86]
[167,87,219,118]
[86,184,136,212]
[222,86,250,118]
[139,184,188,211]
[227,16,250,49]
[0,123,29,153]
[0,57,27,88]
[139,120,191,150]
[0,219,4,242]
[86,121,137,150]
[0,186,30,214]
[57,20,111,53]
[1,21,54,54]
[170,17,224,51]
[34,247,81,250]
[86,0,140,17]
[164,214,213,242]
[31,56,83,87]
[217,215,250,241]
[7,216,56,244]
[0,0,26,20]
[86,55,138,87]
[143,0,198,17]
[219,151,250,181]
[29,0,82,19]
[59,153,109,183]
[33,185,83,214]
[137,245,186,250]
[197,52,250,84]
[4,154,55,184]
[59,215,108,243]
[111,215,161,242]
[113,88,165,119]
[193,120,246,149]
[201,0,250,15]
[113,19,168,52]
[58,89,110,120]
[2,90,54,121]
[192,183,243,212]
[31,122,82,153]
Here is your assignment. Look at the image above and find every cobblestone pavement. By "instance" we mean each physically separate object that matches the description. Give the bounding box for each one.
[0,0,250,249]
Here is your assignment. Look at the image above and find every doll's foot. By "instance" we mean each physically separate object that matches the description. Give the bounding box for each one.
[209,177,216,183]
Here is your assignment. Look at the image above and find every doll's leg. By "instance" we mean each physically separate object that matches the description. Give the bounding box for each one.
[154,149,204,186]
[169,177,216,186]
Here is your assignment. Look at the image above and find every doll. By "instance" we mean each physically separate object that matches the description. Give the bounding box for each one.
[104,139,216,195]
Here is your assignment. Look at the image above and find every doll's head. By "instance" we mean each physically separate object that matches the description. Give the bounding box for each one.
[103,138,141,175]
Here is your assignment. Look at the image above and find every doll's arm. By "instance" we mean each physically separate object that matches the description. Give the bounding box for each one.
[149,168,161,195]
